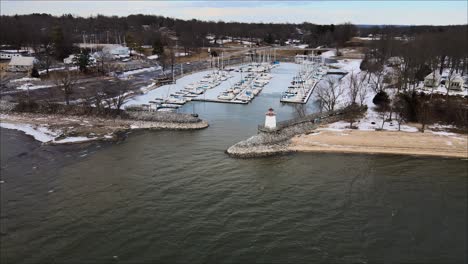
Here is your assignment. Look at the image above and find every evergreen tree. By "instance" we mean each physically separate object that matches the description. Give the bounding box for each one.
[152,39,164,55]
[51,26,73,60]
[73,50,91,73]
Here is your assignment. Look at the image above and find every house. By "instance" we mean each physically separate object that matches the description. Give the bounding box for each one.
[7,56,36,72]
[102,45,130,59]
[424,71,440,88]
[63,54,76,64]
[0,50,28,60]
[447,75,465,91]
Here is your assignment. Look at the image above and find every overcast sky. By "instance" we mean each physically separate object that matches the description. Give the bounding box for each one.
[1,1,467,25]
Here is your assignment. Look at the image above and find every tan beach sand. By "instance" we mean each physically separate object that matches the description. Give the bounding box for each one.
[289,130,468,158]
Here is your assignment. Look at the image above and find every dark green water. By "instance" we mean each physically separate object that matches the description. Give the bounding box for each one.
[1,66,467,263]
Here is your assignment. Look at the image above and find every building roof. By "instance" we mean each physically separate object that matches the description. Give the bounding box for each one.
[451,75,464,82]
[9,56,35,66]
[425,71,440,80]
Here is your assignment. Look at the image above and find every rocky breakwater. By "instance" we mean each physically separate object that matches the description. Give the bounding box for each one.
[226,110,352,158]
[0,101,208,144]
[126,111,209,130]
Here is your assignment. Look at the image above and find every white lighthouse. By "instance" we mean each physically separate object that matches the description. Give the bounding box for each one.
[264,108,276,130]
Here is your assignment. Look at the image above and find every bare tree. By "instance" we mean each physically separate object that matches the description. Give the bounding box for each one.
[377,103,391,130]
[105,80,132,113]
[347,72,361,105]
[418,100,431,132]
[393,95,407,131]
[293,103,307,118]
[316,77,345,112]
[95,51,114,76]
[344,104,362,129]
[34,41,53,76]
[369,64,386,93]
[54,69,77,105]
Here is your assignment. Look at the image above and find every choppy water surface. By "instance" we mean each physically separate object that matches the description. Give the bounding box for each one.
[1,64,466,263]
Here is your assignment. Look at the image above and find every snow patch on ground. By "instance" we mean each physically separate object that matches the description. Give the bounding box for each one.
[320,50,336,58]
[16,83,54,91]
[0,122,57,142]
[428,131,458,137]
[320,58,421,133]
[54,136,96,143]
[294,44,309,49]
[39,66,78,75]
[415,85,467,97]
[0,122,96,144]
[119,66,162,78]
[10,77,41,83]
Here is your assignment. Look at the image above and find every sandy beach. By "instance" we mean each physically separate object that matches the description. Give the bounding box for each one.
[289,130,468,158]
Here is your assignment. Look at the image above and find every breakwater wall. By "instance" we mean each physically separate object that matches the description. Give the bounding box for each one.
[227,108,362,157]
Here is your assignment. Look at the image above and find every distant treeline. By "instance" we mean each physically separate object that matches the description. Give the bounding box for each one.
[2,13,466,51]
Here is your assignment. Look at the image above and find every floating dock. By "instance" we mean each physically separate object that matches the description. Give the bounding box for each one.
[280,81,319,104]
[191,98,248,104]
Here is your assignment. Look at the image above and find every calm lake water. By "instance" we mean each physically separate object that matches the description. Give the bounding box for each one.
[1,64,466,263]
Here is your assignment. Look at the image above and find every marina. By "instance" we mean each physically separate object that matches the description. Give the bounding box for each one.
[124,61,295,111]
[280,60,328,104]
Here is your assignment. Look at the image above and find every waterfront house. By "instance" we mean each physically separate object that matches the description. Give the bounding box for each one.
[7,56,36,72]
[0,49,28,60]
[424,71,440,88]
[447,75,465,91]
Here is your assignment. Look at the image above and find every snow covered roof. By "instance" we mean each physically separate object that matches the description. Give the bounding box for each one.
[102,45,130,55]
[147,54,159,60]
[451,75,464,82]
[9,56,36,66]
[425,71,440,80]
[1,49,28,54]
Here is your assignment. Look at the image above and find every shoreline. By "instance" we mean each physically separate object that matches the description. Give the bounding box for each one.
[289,130,467,159]
[0,112,208,145]
[227,129,467,159]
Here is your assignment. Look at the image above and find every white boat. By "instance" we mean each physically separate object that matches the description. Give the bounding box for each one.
[166,96,186,105]
[160,103,180,108]
[236,93,251,102]
[218,92,235,100]
[184,83,197,89]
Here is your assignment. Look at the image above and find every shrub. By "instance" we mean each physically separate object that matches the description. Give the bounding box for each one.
[30,68,40,78]
[372,91,390,106]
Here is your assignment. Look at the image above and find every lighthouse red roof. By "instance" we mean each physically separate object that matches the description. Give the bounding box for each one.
[266,108,275,116]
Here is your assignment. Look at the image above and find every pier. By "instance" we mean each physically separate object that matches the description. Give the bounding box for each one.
[191,98,248,104]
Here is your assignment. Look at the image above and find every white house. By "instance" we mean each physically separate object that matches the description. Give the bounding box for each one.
[7,56,36,72]
[0,50,28,60]
[102,45,130,59]
[447,75,465,91]
[63,54,76,64]
[424,71,440,88]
